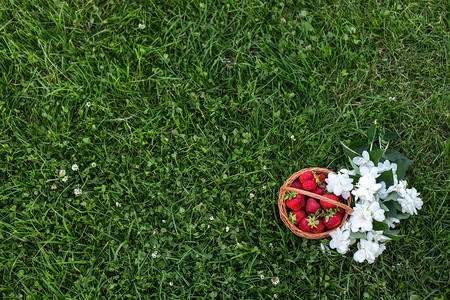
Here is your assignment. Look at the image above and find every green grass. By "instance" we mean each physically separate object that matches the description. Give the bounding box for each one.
[0,0,448,298]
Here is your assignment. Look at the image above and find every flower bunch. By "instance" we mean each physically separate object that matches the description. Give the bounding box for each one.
[326,125,422,263]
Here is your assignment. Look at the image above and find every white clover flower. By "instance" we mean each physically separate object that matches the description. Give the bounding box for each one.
[210,216,214,221]
[269,243,273,248]
[115,202,121,207]
[74,188,82,196]
[138,23,146,30]
[290,135,296,141]
[162,219,166,223]
[352,173,382,203]
[263,165,267,170]
[72,164,79,171]
[350,202,385,232]
[51,184,57,190]
[151,251,157,258]
[260,274,265,279]
[396,187,422,215]
[271,277,280,285]
[169,282,173,286]
[329,227,351,254]
[249,193,255,199]
[225,226,230,232]
[384,217,400,228]
[59,169,66,177]
[349,27,356,33]
[353,239,380,264]
[91,162,96,167]
[325,172,354,199]
[62,176,69,182]
[86,102,92,107]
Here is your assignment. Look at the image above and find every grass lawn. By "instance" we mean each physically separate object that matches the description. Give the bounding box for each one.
[0,0,449,298]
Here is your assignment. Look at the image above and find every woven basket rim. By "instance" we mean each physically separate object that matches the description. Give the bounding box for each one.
[278,167,353,240]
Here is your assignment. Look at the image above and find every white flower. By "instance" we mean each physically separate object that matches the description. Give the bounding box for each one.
[249,193,255,199]
[236,242,241,248]
[367,230,390,243]
[349,27,356,33]
[62,176,68,182]
[389,96,396,101]
[263,165,267,170]
[352,173,382,203]
[115,202,121,207]
[353,239,380,264]
[384,217,400,228]
[225,226,230,232]
[263,185,267,189]
[162,219,166,223]
[59,169,66,177]
[260,274,265,279]
[169,282,173,286]
[151,251,157,258]
[376,182,389,200]
[325,172,354,199]
[269,243,273,248]
[329,227,351,254]
[320,243,332,254]
[340,168,356,176]
[210,216,214,221]
[138,23,146,30]
[74,188,82,196]
[396,187,422,215]
[359,165,379,177]
[51,184,57,190]
[91,163,96,167]
[207,224,210,229]
[350,202,385,232]
[353,151,371,167]
[290,135,296,141]
[387,180,408,196]
[86,102,92,107]
[377,160,397,173]
[72,164,79,171]
[271,277,280,285]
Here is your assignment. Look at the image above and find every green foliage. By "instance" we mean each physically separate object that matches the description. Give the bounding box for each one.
[0,0,448,299]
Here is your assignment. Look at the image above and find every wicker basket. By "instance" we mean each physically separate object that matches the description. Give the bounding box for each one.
[278,167,353,239]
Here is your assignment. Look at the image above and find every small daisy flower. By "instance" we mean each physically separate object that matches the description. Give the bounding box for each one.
[86,102,92,107]
[138,23,146,30]
[210,216,214,221]
[62,176,68,182]
[91,163,96,167]
[51,184,57,190]
[260,274,265,279]
[151,251,157,258]
[225,226,230,232]
[290,135,296,141]
[72,164,79,171]
[169,282,173,286]
[115,202,121,207]
[59,169,66,177]
[271,277,280,285]
[249,193,255,199]
[74,187,82,196]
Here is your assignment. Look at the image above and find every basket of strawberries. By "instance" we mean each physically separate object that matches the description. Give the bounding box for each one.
[278,167,353,239]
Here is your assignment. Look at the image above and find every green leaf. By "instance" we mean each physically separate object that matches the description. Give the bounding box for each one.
[349,140,370,155]
[348,157,360,175]
[384,232,404,241]
[394,158,413,180]
[384,150,413,174]
[373,220,389,231]
[383,131,399,141]
[383,201,398,218]
[396,213,411,220]
[378,169,394,188]
[367,124,377,143]
[369,150,385,165]
[341,141,360,159]
[350,231,367,239]
[380,203,389,212]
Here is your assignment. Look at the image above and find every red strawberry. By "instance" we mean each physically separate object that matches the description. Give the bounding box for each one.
[320,194,339,210]
[298,216,319,232]
[311,187,324,195]
[310,218,325,233]
[306,198,321,215]
[290,181,302,189]
[299,171,314,183]
[316,173,327,185]
[302,179,317,191]
[285,192,306,211]
[324,213,342,229]
[289,210,306,225]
